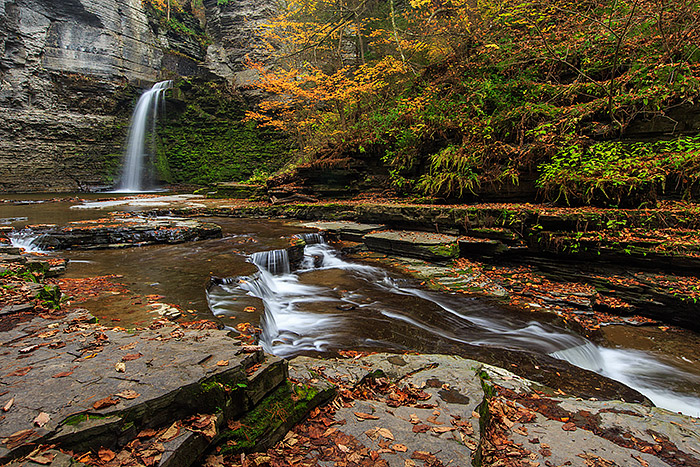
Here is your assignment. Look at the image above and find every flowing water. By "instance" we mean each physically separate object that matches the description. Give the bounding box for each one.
[208,241,700,416]
[115,80,173,193]
[2,195,700,416]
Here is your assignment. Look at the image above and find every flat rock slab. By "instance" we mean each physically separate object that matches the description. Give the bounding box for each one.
[289,353,700,467]
[290,354,487,466]
[9,217,222,250]
[363,231,459,262]
[301,221,386,242]
[0,310,273,461]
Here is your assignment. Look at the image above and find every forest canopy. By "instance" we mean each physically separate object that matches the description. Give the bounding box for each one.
[245,0,700,205]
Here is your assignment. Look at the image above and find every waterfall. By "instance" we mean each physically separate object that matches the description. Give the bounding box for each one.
[8,229,49,253]
[250,249,291,275]
[292,233,325,245]
[115,80,173,192]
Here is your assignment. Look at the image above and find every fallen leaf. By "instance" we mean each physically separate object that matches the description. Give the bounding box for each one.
[6,366,32,377]
[160,423,181,442]
[115,362,126,373]
[354,411,379,420]
[93,396,120,410]
[432,426,455,434]
[98,448,116,462]
[393,444,408,452]
[426,415,442,425]
[216,360,229,366]
[137,428,158,438]
[562,422,577,431]
[409,413,420,424]
[411,451,433,461]
[412,424,430,433]
[119,342,137,351]
[243,306,256,313]
[3,398,14,412]
[115,390,140,400]
[52,366,77,378]
[632,454,649,467]
[404,460,417,467]
[27,453,54,465]
[121,353,143,362]
[242,345,262,353]
[33,412,50,427]
[377,428,394,440]
[185,415,217,438]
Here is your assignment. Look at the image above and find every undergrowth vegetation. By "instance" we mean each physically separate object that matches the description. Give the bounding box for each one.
[246,0,700,205]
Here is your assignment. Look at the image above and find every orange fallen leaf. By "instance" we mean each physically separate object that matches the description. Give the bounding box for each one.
[98,448,116,462]
[27,452,54,465]
[3,397,14,412]
[392,444,408,452]
[354,411,379,420]
[93,396,120,410]
[121,353,143,362]
[412,424,430,433]
[52,366,77,378]
[216,360,229,366]
[562,422,577,431]
[6,366,32,377]
[137,428,158,438]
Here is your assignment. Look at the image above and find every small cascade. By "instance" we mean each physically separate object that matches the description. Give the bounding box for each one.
[8,230,48,253]
[250,249,291,275]
[550,342,605,373]
[116,80,173,193]
[292,233,325,245]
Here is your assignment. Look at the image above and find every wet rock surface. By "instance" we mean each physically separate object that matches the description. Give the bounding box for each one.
[283,353,700,467]
[10,216,222,250]
[0,310,286,464]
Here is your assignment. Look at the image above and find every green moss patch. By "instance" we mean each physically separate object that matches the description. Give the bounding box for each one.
[218,381,322,454]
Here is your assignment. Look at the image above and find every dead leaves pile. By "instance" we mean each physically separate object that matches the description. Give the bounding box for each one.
[479,396,541,467]
[57,418,190,467]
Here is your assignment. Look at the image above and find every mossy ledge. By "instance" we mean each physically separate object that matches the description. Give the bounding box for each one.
[217,380,335,455]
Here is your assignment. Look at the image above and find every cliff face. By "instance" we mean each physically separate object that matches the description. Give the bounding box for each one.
[0,0,153,191]
[202,0,278,88]
[0,0,215,192]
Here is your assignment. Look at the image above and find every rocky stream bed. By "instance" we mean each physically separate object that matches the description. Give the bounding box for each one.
[1,195,700,466]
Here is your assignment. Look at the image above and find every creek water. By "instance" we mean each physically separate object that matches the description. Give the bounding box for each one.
[2,195,700,416]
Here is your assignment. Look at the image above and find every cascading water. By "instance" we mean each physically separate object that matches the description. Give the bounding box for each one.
[8,229,48,253]
[250,249,291,275]
[208,241,700,416]
[115,80,173,193]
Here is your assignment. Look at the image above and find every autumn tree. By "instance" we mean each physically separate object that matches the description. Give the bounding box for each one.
[246,0,700,203]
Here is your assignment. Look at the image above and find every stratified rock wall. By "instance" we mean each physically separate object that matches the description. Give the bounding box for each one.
[0,0,163,192]
[0,0,280,192]
[202,0,278,88]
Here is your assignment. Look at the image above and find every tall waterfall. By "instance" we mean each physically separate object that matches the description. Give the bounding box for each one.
[116,80,173,192]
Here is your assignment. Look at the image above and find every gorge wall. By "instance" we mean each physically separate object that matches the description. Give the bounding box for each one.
[0,0,277,192]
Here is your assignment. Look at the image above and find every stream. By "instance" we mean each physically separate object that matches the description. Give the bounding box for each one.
[3,195,700,417]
